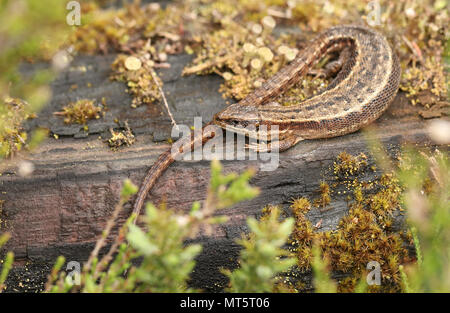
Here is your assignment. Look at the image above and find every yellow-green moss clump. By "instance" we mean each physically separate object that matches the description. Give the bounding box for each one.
[0,97,30,158]
[284,151,413,293]
[333,152,368,178]
[110,55,162,108]
[56,99,103,125]
[289,198,315,271]
[314,181,331,210]
[108,121,135,151]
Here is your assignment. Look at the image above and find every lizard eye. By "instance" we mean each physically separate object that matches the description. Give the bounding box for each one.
[224,119,241,128]
[240,120,248,127]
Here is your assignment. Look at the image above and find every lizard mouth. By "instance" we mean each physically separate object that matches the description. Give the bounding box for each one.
[213,103,260,128]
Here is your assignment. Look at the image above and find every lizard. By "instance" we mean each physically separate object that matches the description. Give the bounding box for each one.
[132,24,401,220]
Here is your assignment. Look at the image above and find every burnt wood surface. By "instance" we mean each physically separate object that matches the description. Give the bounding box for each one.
[0,51,436,292]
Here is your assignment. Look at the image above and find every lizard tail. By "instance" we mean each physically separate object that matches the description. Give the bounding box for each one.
[132,122,215,222]
[132,149,175,222]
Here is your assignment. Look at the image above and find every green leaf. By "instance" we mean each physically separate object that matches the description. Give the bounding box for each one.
[121,179,138,198]
[127,224,158,256]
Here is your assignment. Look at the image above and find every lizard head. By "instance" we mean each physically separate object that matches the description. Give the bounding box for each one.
[213,103,261,138]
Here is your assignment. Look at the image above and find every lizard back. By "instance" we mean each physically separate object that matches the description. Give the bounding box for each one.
[215,25,401,140]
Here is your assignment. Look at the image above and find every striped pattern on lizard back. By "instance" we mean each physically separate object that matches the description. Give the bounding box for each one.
[214,25,401,140]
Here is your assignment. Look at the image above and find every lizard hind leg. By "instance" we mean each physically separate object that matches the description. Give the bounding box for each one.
[308,46,352,78]
[246,135,303,153]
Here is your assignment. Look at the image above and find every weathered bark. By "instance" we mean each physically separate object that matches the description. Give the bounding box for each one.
[0,52,436,292]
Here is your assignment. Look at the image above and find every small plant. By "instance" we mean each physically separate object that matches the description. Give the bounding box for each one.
[397,149,450,292]
[44,160,260,292]
[311,243,337,293]
[223,206,296,293]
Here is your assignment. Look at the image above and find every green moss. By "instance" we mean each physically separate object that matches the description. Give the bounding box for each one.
[314,181,331,209]
[0,97,30,158]
[110,54,162,108]
[288,198,314,271]
[287,152,413,292]
[333,152,368,178]
[56,99,103,125]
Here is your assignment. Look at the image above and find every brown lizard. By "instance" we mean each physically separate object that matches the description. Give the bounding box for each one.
[132,25,401,220]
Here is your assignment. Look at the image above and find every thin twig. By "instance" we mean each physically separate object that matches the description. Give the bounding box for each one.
[94,212,133,279]
[149,69,177,127]
[84,198,124,272]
